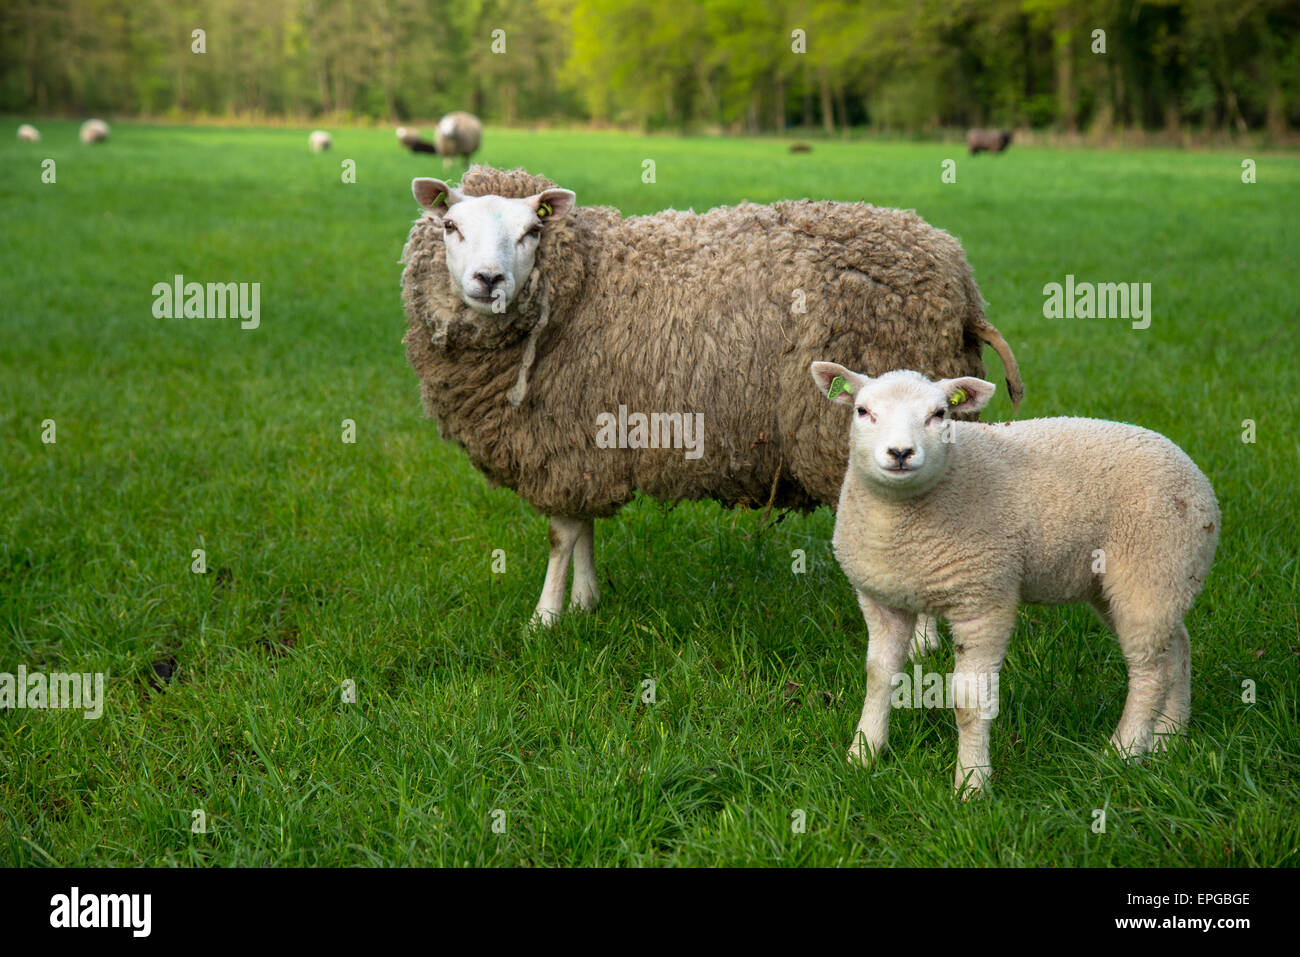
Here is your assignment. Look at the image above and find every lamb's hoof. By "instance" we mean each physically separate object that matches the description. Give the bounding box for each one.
[1108,731,1151,761]
[846,735,881,768]
[1151,718,1185,750]
[954,767,989,799]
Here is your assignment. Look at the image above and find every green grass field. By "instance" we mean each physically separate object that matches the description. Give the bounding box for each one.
[1,121,1297,866]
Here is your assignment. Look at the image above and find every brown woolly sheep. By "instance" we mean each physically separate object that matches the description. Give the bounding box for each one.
[967,129,1012,154]
[434,112,482,170]
[400,165,1024,627]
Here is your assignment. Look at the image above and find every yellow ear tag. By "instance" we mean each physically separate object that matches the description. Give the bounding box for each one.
[948,388,968,407]
[538,202,552,218]
[827,376,852,400]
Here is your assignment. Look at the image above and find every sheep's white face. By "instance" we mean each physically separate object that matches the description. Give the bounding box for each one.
[412,178,575,315]
[811,364,995,496]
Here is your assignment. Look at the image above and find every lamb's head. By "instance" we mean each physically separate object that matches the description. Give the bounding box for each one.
[811,364,994,497]
[412,177,575,315]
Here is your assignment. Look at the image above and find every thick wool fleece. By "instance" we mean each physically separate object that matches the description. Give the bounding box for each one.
[401,165,1025,519]
[435,112,482,159]
[833,418,1220,625]
[966,129,1012,154]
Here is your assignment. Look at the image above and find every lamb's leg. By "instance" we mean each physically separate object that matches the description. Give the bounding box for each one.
[1110,609,1178,758]
[948,610,1015,797]
[531,516,583,627]
[569,518,599,611]
[848,592,915,767]
[912,615,941,658]
[1152,622,1191,748]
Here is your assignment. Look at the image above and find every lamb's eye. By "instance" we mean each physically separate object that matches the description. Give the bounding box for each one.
[856,406,872,420]
[443,221,458,235]
[522,225,542,241]
[928,408,946,424]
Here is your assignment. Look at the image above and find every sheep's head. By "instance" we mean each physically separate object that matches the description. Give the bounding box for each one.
[811,364,994,497]
[412,177,575,316]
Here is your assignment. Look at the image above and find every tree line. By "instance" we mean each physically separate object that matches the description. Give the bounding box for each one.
[2,0,1296,135]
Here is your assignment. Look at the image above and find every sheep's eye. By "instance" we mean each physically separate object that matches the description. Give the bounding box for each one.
[521,225,543,242]
[443,221,458,235]
[856,406,871,419]
[929,408,946,423]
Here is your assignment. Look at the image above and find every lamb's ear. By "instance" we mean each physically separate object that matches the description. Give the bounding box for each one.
[413,178,461,218]
[810,361,867,406]
[528,188,576,220]
[938,377,996,413]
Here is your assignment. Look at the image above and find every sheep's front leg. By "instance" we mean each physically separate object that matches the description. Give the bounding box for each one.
[948,610,1015,797]
[848,592,915,767]
[531,516,585,627]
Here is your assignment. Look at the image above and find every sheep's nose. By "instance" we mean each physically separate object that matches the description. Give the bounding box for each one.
[887,446,914,464]
[473,271,505,289]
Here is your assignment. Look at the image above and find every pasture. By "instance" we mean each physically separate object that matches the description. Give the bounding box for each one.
[1,122,1297,865]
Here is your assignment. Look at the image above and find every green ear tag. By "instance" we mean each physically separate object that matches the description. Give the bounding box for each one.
[538,202,552,218]
[827,376,852,400]
[948,387,968,407]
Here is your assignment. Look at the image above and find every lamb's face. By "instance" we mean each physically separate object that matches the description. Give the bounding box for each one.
[412,178,575,315]
[811,364,995,496]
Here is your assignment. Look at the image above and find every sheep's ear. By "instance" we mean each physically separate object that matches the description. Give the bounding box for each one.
[528,188,576,220]
[413,178,461,218]
[811,361,867,406]
[938,377,996,413]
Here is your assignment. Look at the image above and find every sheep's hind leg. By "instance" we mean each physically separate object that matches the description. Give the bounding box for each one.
[1152,621,1191,749]
[1110,609,1178,759]
[948,609,1015,797]
[912,615,941,658]
[848,593,915,767]
[531,517,583,627]
[569,519,599,611]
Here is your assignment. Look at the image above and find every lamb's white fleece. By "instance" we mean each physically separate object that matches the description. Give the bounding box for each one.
[818,366,1219,794]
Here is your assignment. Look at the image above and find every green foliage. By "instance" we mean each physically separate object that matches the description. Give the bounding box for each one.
[3,1,1300,132]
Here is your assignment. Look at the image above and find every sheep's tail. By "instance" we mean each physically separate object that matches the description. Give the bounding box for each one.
[971,317,1025,411]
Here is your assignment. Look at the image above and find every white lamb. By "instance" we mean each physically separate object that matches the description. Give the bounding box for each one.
[810,363,1219,795]
[79,119,109,144]
[308,129,332,152]
[17,124,40,143]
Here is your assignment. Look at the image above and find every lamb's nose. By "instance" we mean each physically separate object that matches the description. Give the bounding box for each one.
[474,271,505,289]
[887,447,914,464]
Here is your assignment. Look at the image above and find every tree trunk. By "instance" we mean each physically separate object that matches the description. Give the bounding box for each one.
[819,69,834,134]
[1055,11,1076,132]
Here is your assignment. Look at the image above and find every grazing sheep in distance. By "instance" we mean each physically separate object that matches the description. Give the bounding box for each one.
[79,119,109,144]
[400,166,1025,631]
[967,129,1012,154]
[308,129,332,152]
[17,124,40,143]
[434,112,482,170]
[789,142,813,154]
[811,364,1218,795]
[397,126,438,154]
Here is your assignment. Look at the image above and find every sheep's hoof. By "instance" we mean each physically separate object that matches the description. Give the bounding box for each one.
[954,767,989,798]
[568,592,599,613]
[1108,730,1152,761]
[528,608,561,630]
[846,735,881,768]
